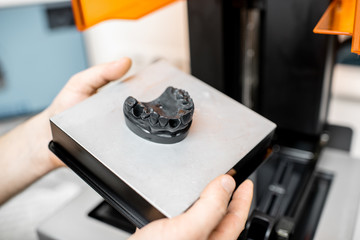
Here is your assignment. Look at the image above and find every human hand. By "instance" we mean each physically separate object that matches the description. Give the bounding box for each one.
[44,58,132,168]
[47,58,132,117]
[129,175,253,240]
[0,58,132,205]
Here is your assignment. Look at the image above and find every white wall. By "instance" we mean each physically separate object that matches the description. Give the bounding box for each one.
[83,0,190,75]
[328,64,360,158]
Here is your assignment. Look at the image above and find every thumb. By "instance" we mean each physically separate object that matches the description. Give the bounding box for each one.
[66,57,132,96]
[48,58,132,117]
[172,175,236,239]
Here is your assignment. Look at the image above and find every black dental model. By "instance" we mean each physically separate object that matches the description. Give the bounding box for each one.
[123,86,194,144]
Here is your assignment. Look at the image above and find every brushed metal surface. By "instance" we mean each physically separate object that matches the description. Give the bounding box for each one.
[51,60,276,218]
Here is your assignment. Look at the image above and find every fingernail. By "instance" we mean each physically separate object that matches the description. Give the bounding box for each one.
[221,175,235,194]
[117,57,131,66]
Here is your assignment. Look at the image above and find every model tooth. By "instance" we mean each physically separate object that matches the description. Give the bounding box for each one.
[132,103,144,118]
[183,98,194,110]
[180,112,192,125]
[124,96,137,111]
[175,89,184,100]
[149,112,159,125]
[140,108,151,119]
[169,119,181,128]
[158,116,169,127]
[167,87,175,95]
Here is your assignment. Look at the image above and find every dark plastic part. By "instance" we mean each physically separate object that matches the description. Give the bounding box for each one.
[123,86,194,144]
[240,147,333,240]
[88,201,136,234]
[46,4,75,29]
[292,172,332,240]
[324,124,353,152]
[244,211,276,240]
[274,217,295,240]
[187,0,336,137]
[0,60,4,89]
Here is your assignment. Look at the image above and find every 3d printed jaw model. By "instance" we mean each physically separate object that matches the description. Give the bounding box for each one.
[123,86,194,144]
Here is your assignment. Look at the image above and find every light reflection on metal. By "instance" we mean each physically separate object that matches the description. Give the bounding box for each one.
[241,9,260,109]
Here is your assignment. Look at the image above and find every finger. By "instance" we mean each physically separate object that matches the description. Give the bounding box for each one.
[173,175,236,239]
[67,57,132,95]
[209,179,253,240]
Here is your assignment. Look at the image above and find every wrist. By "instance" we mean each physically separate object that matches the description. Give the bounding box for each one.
[0,109,61,204]
[31,109,63,173]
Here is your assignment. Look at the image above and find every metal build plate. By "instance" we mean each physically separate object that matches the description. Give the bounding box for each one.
[50,60,276,227]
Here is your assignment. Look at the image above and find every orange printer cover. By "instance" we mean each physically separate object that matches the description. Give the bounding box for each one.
[314,0,360,54]
[72,0,178,31]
